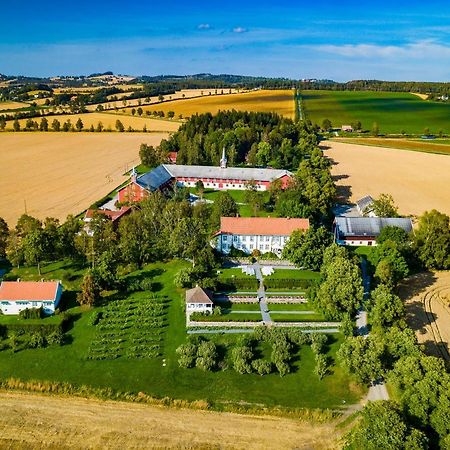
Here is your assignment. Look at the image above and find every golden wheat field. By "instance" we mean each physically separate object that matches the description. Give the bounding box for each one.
[325,140,450,216]
[0,132,170,226]
[113,89,295,119]
[0,391,341,450]
[0,101,29,111]
[86,87,243,111]
[5,112,181,132]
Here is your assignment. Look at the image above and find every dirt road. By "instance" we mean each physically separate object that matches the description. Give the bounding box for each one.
[0,391,340,449]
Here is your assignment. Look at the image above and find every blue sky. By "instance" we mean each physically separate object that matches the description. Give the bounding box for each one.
[1,0,449,81]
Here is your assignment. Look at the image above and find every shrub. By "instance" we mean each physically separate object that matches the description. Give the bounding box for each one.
[176,343,197,369]
[19,307,43,319]
[89,311,103,326]
[264,278,311,291]
[27,332,46,348]
[232,345,254,374]
[195,341,217,371]
[217,277,259,292]
[315,353,328,379]
[310,333,327,354]
[252,359,272,376]
[287,329,311,346]
[46,330,64,346]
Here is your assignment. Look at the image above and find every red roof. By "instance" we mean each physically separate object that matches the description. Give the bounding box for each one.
[0,281,61,302]
[84,207,131,222]
[218,217,309,236]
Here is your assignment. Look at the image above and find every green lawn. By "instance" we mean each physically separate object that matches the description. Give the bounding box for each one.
[192,312,263,322]
[194,188,275,218]
[271,313,326,322]
[268,303,314,311]
[0,259,361,410]
[219,302,261,311]
[302,90,450,134]
[217,268,253,278]
[0,313,64,326]
[265,290,307,295]
[264,269,321,281]
[1,259,86,291]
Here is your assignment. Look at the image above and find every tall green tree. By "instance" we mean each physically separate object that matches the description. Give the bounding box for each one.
[369,284,405,330]
[23,228,46,275]
[210,191,239,228]
[282,226,333,270]
[413,209,450,269]
[317,254,363,319]
[372,193,399,217]
[337,335,384,384]
[77,270,100,307]
[344,401,428,450]
[39,117,48,131]
[0,217,9,258]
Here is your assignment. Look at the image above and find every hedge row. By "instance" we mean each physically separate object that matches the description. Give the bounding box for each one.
[0,313,72,337]
[218,278,259,292]
[264,278,311,290]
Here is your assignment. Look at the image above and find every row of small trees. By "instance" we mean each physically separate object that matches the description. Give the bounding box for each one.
[176,329,330,379]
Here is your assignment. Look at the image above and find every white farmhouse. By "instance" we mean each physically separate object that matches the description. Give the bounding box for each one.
[215,217,310,257]
[185,286,214,314]
[0,281,63,315]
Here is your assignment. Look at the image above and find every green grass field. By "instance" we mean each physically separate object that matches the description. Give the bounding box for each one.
[0,260,360,410]
[302,90,450,134]
[265,269,321,281]
[271,313,326,323]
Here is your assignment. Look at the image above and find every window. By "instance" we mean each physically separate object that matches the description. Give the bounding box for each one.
[233,236,238,242]
[250,236,254,242]
[32,302,38,307]
[223,235,228,241]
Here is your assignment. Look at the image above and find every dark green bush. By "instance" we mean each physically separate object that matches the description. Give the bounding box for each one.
[264,278,311,290]
[19,307,43,319]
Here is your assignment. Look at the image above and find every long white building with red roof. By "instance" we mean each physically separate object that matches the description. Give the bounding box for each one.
[118,150,292,204]
[214,217,310,256]
[0,280,63,315]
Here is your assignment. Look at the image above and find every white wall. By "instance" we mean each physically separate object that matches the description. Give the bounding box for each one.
[176,180,267,191]
[217,233,289,256]
[0,283,62,316]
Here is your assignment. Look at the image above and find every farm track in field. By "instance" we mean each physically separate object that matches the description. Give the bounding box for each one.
[399,272,450,362]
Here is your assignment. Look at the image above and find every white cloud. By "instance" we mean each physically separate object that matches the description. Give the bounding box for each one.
[314,40,450,59]
[233,27,248,33]
[197,23,211,30]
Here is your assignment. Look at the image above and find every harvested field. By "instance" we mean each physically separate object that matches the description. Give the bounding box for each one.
[113,89,295,119]
[324,140,450,216]
[398,271,450,361]
[0,132,169,225]
[412,93,429,100]
[335,137,450,155]
[5,112,180,132]
[0,391,340,450]
[0,101,29,111]
[87,88,243,111]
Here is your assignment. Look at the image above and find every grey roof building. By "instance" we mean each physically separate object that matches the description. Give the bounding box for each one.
[136,165,173,191]
[356,195,375,216]
[162,164,291,183]
[334,217,413,245]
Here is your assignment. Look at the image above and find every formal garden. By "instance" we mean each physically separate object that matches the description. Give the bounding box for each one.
[0,259,362,411]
